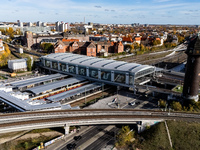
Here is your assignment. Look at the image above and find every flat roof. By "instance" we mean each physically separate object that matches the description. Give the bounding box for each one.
[0,91,62,111]
[26,77,86,95]
[42,53,155,74]
[47,83,102,102]
[10,73,67,89]
[0,91,30,111]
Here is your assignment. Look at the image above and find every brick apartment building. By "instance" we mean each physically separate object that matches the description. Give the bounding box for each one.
[54,39,124,57]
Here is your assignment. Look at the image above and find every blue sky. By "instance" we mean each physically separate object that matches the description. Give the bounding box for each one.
[0,0,200,24]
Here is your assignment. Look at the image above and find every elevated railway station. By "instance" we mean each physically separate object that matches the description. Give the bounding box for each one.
[39,53,156,91]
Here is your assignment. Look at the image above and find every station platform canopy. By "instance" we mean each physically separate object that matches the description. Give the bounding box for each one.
[47,83,102,102]
[10,73,67,89]
[26,77,86,95]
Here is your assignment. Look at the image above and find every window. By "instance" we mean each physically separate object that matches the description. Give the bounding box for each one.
[89,68,98,79]
[114,73,125,84]
[68,65,76,74]
[101,70,111,81]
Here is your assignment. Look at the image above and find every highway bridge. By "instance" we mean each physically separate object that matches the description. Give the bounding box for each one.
[0,109,199,134]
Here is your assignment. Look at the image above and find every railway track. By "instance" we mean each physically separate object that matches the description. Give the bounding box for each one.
[0,110,199,131]
[70,88,115,107]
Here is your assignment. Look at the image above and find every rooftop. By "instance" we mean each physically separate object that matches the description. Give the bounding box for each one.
[43,53,155,74]
[26,77,86,95]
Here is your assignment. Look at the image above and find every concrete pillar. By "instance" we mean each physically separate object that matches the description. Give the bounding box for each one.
[58,62,60,70]
[66,63,69,72]
[111,71,114,82]
[98,69,101,80]
[152,92,155,97]
[76,65,79,75]
[64,125,70,135]
[125,73,129,85]
[86,67,89,77]
[50,61,52,68]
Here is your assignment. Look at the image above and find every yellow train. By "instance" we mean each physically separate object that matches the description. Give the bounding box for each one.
[31,81,89,101]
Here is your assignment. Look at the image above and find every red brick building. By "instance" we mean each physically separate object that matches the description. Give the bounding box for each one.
[54,40,124,57]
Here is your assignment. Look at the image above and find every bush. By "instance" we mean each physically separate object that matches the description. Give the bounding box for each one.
[171,101,182,111]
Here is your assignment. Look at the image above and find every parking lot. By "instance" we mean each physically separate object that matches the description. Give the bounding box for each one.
[85,90,158,110]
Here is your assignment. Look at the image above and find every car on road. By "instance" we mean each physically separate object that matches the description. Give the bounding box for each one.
[129,102,135,106]
[66,143,76,150]
[136,102,140,105]
[74,135,82,141]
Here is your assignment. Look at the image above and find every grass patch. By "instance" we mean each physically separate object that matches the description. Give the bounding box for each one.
[28,127,64,134]
[136,120,200,150]
[172,85,183,93]
[0,131,27,139]
[137,122,170,150]
[167,120,200,150]
[0,133,61,150]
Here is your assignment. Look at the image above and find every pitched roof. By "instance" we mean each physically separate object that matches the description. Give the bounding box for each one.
[122,37,133,42]
[62,39,79,42]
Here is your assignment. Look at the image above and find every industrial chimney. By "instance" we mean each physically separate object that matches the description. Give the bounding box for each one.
[182,34,200,102]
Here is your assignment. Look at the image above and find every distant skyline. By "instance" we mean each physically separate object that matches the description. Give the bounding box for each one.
[0,0,200,25]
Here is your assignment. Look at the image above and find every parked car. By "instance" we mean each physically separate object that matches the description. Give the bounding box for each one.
[112,98,117,103]
[129,102,135,106]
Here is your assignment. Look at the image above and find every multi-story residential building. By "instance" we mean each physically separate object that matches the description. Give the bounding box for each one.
[36,21,42,27]
[0,38,4,51]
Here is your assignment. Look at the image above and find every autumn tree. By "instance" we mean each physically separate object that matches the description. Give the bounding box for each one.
[124,44,134,52]
[115,126,134,148]
[171,101,182,111]
[40,43,54,53]
[153,40,161,46]
[159,99,167,108]
[0,44,11,67]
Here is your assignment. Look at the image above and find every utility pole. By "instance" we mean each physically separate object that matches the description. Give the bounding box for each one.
[85,88,86,105]
[117,86,120,109]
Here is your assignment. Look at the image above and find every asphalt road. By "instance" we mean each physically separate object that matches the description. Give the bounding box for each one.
[84,127,119,150]
[60,125,108,150]
[58,125,120,150]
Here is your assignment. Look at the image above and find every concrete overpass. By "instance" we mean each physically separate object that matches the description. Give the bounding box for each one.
[0,109,199,134]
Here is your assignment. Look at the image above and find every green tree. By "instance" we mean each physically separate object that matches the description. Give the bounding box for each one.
[27,57,32,71]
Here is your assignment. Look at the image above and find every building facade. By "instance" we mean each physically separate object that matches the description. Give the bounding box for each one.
[40,53,155,88]
[54,40,124,56]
